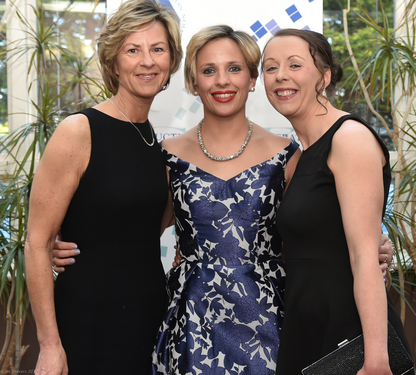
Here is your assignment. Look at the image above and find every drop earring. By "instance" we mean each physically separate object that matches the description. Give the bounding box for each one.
[322,87,327,97]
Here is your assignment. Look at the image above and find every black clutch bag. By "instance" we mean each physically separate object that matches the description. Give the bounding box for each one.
[302,323,414,375]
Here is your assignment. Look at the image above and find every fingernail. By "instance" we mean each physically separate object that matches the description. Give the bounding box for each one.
[72,244,78,249]
[74,250,80,255]
[69,259,75,264]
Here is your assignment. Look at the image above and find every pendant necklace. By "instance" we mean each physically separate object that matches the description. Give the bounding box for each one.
[108,97,155,147]
[197,118,253,162]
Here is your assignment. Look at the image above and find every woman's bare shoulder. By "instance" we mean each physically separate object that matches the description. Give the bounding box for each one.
[333,119,382,153]
[161,127,197,154]
[56,113,91,137]
[253,123,293,151]
[44,114,91,170]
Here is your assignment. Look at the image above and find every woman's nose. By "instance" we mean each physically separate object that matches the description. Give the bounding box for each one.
[140,51,155,68]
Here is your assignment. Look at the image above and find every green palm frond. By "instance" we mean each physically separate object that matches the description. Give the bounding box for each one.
[0,0,105,371]
[345,0,416,322]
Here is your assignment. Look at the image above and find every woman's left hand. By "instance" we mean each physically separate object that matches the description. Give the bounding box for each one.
[172,246,181,268]
[52,240,80,274]
[378,233,394,276]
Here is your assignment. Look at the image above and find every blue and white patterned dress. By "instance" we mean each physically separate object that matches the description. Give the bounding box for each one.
[152,142,298,375]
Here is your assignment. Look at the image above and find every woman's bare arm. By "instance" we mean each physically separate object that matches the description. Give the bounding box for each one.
[25,114,90,375]
[329,120,391,375]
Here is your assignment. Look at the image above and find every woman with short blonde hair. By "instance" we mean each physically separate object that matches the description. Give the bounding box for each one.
[97,0,182,95]
[25,1,182,374]
[184,24,260,94]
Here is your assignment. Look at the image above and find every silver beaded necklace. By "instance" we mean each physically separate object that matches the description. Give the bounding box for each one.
[108,98,155,147]
[197,118,253,162]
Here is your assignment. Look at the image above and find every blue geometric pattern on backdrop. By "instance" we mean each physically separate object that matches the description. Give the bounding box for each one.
[175,107,187,120]
[175,87,203,119]
[286,4,302,22]
[250,19,281,41]
[265,19,280,34]
[175,101,202,118]
[189,101,200,114]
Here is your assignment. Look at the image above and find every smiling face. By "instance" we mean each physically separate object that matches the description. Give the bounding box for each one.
[114,21,171,101]
[263,35,329,121]
[195,37,256,120]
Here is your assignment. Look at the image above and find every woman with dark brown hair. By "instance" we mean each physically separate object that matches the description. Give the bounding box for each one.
[262,28,412,375]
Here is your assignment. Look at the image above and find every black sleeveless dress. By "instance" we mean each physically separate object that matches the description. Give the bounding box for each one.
[54,108,168,374]
[275,115,412,374]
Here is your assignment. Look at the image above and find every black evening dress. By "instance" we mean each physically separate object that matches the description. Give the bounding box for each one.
[275,115,413,374]
[54,108,168,374]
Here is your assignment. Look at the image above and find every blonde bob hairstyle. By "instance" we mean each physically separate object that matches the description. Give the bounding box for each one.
[97,0,183,95]
[184,25,261,95]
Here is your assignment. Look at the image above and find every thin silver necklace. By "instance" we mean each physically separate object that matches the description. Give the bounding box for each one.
[197,118,253,162]
[108,97,155,147]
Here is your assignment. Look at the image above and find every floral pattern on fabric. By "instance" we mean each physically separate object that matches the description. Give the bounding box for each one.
[152,142,299,375]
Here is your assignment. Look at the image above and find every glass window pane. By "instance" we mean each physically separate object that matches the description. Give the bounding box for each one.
[39,0,106,117]
[323,0,395,150]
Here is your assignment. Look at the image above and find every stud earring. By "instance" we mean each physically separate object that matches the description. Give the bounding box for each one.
[250,87,255,93]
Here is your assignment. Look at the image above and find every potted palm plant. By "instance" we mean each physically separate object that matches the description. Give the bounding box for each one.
[343,0,416,328]
[0,2,105,371]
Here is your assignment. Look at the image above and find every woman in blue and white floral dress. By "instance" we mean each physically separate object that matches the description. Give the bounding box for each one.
[152,25,299,375]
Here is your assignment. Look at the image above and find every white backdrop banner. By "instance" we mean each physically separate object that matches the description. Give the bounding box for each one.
[107,0,323,272]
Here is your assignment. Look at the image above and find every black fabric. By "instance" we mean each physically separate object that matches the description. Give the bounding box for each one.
[275,115,412,374]
[54,108,168,374]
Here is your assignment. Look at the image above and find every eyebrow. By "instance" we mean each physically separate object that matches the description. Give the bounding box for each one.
[199,60,244,67]
[124,41,168,48]
[288,54,306,60]
[264,54,306,62]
